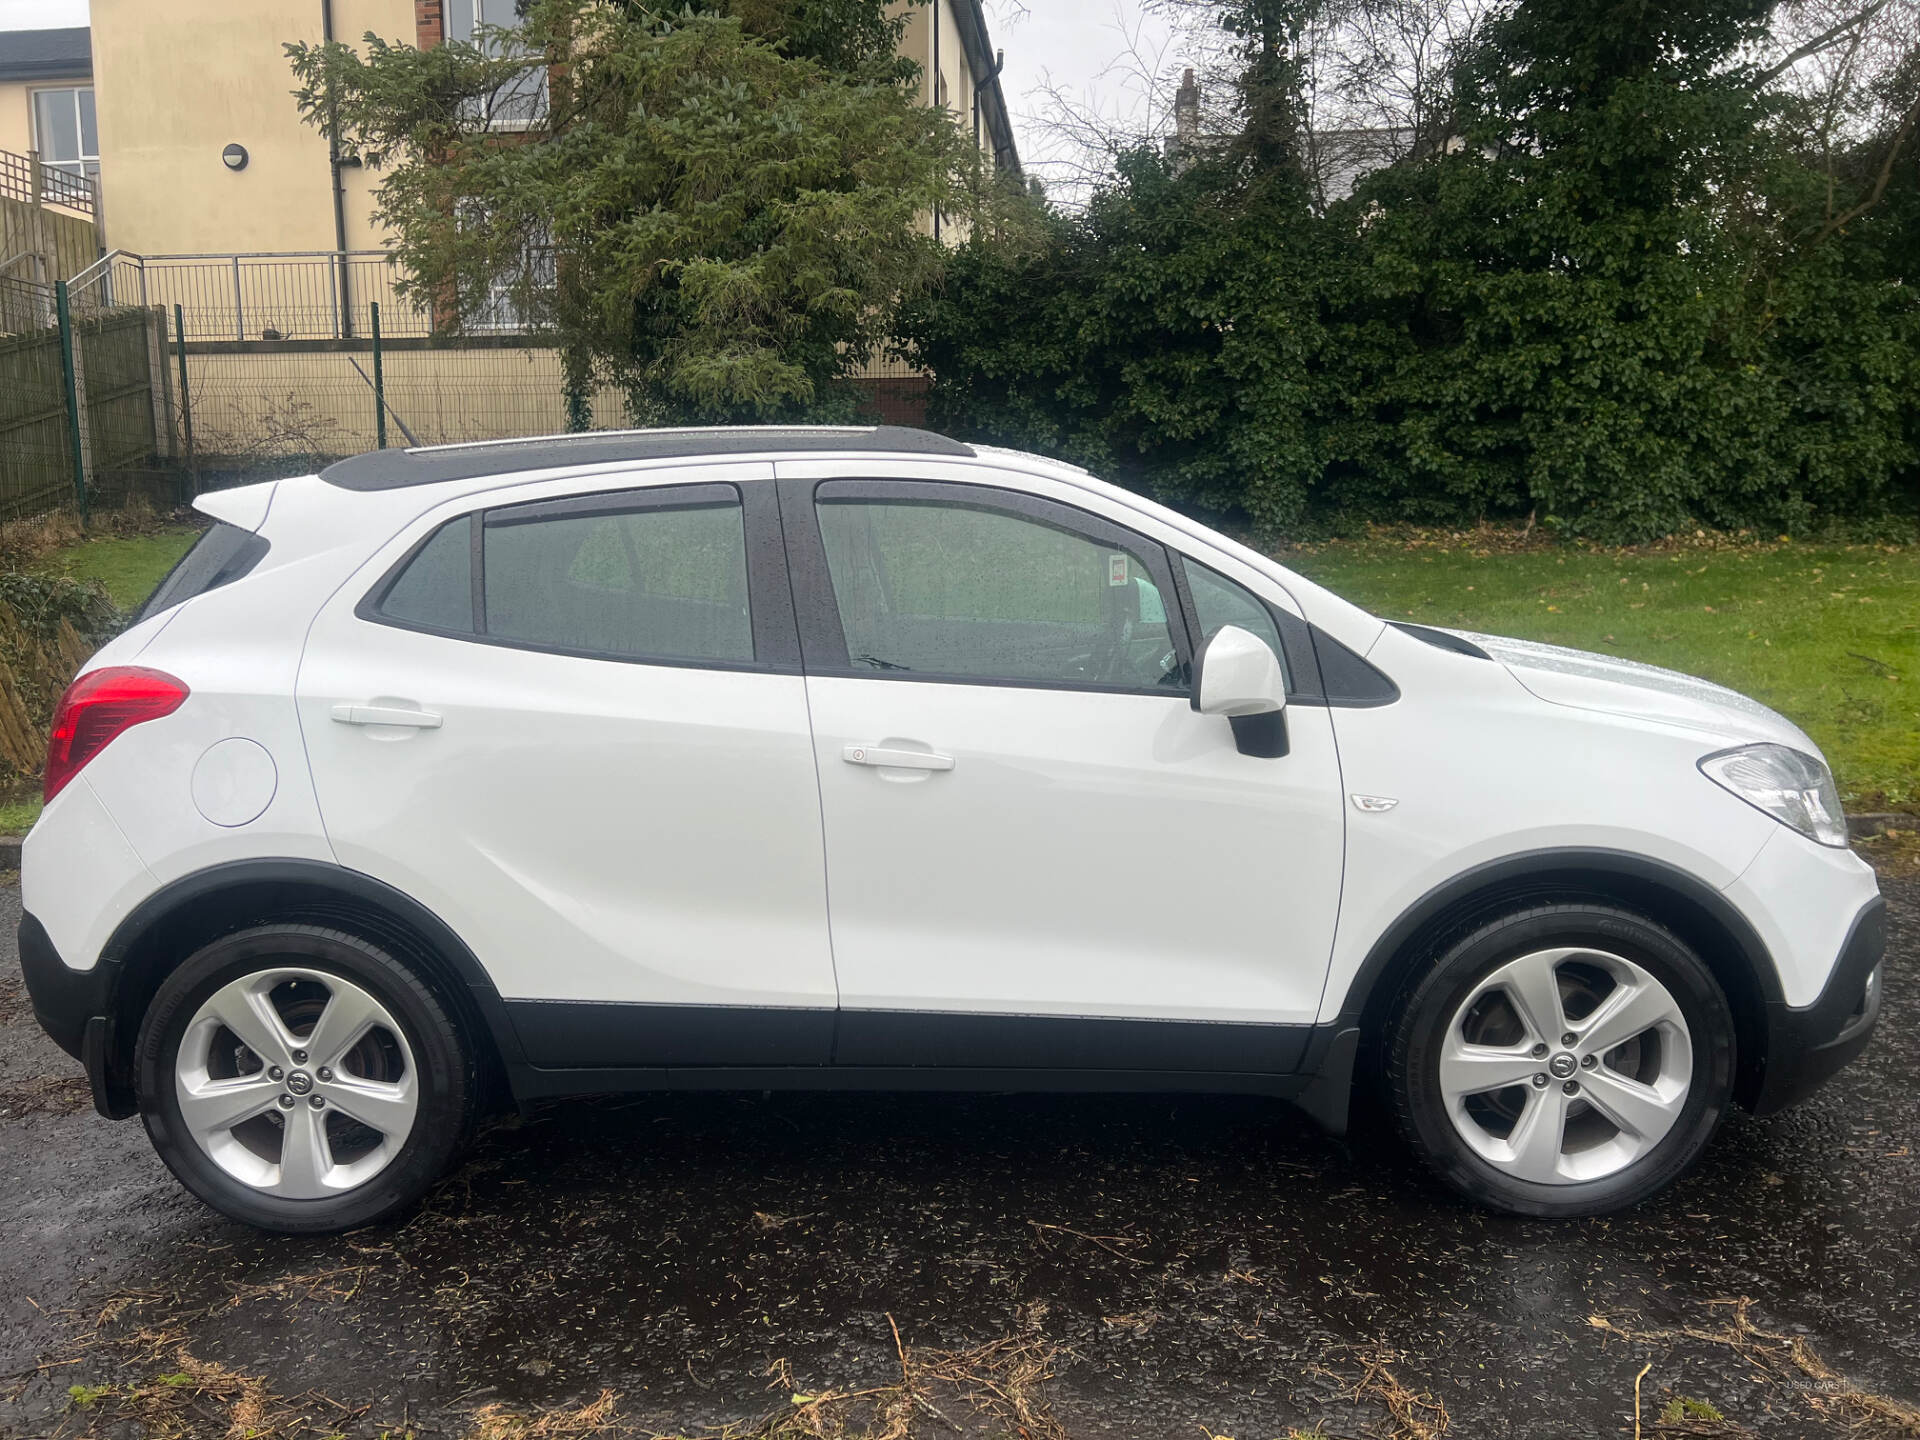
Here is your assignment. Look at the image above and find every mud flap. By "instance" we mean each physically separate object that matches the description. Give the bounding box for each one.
[83,1015,138,1120]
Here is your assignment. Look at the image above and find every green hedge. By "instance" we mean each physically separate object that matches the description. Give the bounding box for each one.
[898,1,1920,543]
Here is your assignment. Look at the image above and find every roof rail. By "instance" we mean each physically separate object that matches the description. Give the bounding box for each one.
[319,425,975,491]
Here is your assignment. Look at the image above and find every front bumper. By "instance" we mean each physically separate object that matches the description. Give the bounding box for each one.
[1750,895,1885,1117]
[18,910,133,1119]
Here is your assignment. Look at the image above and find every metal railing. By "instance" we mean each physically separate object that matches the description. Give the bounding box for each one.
[0,246,938,505]
[0,270,55,336]
[0,271,175,521]
[0,148,95,216]
[68,249,438,341]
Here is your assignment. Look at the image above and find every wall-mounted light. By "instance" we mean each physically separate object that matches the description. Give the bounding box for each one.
[222,144,249,172]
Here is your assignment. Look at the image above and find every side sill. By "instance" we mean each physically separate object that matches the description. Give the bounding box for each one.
[499,1010,1359,1132]
[511,1065,1318,1104]
[833,1007,1313,1072]
[504,999,835,1068]
[504,1001,1319,1075]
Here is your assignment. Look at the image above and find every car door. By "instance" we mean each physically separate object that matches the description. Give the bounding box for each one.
[777,464,1348,1073]
[297,466,839,1068]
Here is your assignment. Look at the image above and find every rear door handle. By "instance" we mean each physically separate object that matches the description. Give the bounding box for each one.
[843,743,954,771]
[331,703,443,729]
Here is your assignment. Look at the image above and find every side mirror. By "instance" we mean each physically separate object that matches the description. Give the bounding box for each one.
[1193,625,1289,758]
[1195,625,1287,716]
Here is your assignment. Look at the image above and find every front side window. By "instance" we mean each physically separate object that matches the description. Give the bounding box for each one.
[1182,557,1288,687]
[32,87,97,183]
[371,487,752,665]
[815,496,1181,691]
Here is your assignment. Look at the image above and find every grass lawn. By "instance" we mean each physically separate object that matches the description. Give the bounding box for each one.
[32,524,201,611]
[1285,535,1920,809]
[0,526,201,834]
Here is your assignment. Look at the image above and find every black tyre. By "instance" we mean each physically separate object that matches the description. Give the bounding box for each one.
[1386,903,1735,1217]
[136,925,476,1233]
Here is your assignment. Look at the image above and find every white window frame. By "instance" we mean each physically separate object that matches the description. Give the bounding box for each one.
[30,85,98,182]
[444,0,548,133]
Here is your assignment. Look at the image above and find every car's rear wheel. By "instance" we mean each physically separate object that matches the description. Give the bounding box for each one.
[1386,903,1735,1217]
[136,925,475,1232]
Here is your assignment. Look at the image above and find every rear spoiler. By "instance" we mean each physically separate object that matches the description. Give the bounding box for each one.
[191,479,280,533]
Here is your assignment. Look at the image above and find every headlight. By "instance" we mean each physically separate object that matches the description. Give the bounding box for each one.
[1698,744,1848,848]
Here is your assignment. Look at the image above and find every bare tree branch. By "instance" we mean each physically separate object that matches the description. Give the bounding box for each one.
[1810,80,1920,241]
[1755,0,1893,85]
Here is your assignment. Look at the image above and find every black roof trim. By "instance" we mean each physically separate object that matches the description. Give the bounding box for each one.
[319,426,975,491]
[0,27,91,82]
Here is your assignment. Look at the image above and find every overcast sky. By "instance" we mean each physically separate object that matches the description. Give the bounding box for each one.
[0,0,1174,189]
[981,0,1184,186]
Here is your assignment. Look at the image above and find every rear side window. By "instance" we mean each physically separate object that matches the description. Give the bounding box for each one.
[377,518,473,633]
[484,493,751,662]
[137,522,269,621]
[367,484,753,666]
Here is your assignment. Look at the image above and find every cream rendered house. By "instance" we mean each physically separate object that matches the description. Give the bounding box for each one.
[86,0,1018,260]
[1,28,100,285]
[0,27,95,182]
[55,1,1014,450]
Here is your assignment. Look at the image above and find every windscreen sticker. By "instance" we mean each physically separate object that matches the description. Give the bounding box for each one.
[1108,553,1129,586]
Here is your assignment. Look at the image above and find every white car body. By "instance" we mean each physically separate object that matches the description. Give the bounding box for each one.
[19,427,1884,1202]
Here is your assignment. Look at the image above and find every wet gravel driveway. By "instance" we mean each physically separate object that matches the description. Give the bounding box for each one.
[2,875,1916,1438]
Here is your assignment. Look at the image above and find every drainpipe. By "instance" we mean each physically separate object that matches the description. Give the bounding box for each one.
[932,0,941,242]
[322,0,354,338]
[976,47,1005,158]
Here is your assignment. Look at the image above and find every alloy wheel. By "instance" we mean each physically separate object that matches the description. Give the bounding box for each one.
[1438,946,1694,1185]
[173,966,419,1199]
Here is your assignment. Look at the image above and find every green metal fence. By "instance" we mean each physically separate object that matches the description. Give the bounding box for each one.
[0,271,179,520]
[0,274,75,519]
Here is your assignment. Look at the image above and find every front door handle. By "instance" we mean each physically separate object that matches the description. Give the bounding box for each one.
[843,743,954,771]
[331,702,443,729]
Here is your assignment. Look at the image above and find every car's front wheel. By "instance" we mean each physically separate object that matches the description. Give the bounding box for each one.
[136,925,475,1232]
[1386,903,1735,1217]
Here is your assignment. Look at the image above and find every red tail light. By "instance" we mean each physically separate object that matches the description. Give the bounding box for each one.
[45,667,190,803]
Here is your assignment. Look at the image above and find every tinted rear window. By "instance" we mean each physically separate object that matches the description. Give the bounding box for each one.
[137,522,270,621]
[364,487,755,667]
[376,517,473,633]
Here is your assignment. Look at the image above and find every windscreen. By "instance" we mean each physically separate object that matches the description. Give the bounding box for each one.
[136,522,270,622]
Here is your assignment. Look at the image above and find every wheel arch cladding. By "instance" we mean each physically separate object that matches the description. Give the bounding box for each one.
[97,860,524,1118]
[1343,849,1776,1112]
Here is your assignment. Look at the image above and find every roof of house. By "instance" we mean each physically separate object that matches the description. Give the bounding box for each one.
[319,426,976,490]
[0,27,91,83]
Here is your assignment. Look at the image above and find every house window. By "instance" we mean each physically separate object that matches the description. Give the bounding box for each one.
[454,203,553,332]
[32,87,98,183]
[470,241,553,333]
[445,0,548,131]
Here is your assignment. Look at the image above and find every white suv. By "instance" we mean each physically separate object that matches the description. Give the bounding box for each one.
[20,427,1884,1232]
